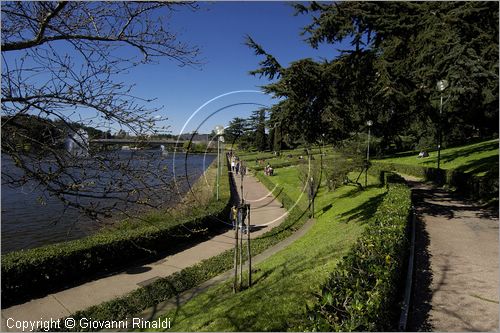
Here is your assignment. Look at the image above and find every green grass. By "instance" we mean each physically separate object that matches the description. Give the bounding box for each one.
[375,139,499,176]
[237,147,331,163]
[149,166,385,331]
[241,152,340,174]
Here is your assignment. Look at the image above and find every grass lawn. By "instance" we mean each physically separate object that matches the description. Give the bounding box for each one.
[375,138,499,176]
[237,147,332,163]
[149,166,385,331]
[237,149,339,174]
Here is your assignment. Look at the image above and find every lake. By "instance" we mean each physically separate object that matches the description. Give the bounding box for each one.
[1,151,215,253]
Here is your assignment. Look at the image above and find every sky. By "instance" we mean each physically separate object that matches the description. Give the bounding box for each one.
[3,2,353,136]
[116,2,349,135]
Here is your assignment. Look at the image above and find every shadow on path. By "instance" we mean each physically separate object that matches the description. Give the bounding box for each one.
[407,212,433,331]
[405,179,499,332]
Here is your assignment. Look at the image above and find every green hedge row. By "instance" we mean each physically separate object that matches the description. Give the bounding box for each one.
[238,147,324,162]
[371,161,498,201]
[308,178,412,331]
[250,155,328,172]
[2,161,232,308]
[56,168,310,331]
[251,160,295,172]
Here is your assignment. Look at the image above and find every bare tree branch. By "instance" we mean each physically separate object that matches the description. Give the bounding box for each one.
[1,1,201,223]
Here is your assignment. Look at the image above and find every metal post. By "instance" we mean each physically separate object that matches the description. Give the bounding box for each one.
[240,162,244,205]
[238,207,243,288]
[216,137,220,201]
[367,126,371,161]
[246,204,252,287]
[435,79,448,170]
[438,95,443,170]
[233,209,239,293]
[365,126,370,187]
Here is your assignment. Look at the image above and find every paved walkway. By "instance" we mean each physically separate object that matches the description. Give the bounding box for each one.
[406,179,499,331]
[1,171,287,332]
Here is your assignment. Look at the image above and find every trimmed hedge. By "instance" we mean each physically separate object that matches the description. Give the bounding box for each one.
[371,161,498,201]
[252,160,295,171]
[308,177,412,331]
[1,160,232,308]
[56,167,310,331]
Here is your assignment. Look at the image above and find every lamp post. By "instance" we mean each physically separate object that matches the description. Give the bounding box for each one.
[436,79,449,170]
[365,120,373,187]
[214,125,225,201]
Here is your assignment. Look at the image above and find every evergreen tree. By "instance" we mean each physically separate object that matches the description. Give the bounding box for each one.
[225,117,251,146]
[249,108,268,151]
[299,1,499,144]
[247,2,498,150]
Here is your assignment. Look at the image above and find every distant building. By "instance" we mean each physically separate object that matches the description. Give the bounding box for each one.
[65,129,89,156]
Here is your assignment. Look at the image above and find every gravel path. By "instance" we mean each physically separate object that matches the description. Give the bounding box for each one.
[406,179,499,331]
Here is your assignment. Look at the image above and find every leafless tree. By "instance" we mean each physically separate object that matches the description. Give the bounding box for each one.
[1,1,201,222]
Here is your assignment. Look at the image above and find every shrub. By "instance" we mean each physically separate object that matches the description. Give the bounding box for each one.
[308,181,412,331]
[370,161,498,201]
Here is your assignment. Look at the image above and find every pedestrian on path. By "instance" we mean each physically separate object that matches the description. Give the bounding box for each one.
[230,205,238,230]
[235,161,240,175]
[231,160,235,172]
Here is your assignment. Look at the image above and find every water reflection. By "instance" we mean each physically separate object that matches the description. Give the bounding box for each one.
[1,152,215,253]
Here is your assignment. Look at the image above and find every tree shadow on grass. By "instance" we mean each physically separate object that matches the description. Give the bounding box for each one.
[440,140,498,165]
[453,154,499,175]
[335,183,383,199]
[415,140,498,168]
[165,239,353,331]
[337,191,386,224]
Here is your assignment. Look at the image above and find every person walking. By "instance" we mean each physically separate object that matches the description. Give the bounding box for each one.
[229,205,238,230]
[235,161,240,175]
[231,159,235,172]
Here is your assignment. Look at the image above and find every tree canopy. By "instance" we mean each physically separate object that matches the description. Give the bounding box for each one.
[248,1,499,151]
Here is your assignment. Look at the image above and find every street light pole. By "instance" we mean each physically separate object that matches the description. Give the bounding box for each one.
[438,94,443,170]
[214,125,225,201]
[217,137,220,201]
[365,120,373,188]
[436,79,449,170]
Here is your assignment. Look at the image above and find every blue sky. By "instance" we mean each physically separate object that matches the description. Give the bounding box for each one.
[119,2,349,135]
[3,2,352,135]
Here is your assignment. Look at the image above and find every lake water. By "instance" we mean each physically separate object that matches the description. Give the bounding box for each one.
[1,152,215,253]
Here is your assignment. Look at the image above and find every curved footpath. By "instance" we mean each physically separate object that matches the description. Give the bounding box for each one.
[1,171,289,332]
[405,178,499,331]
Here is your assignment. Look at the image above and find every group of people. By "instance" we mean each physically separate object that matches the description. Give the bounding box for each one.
[418,150,429,158]
[229,154,246,176]
[264,163,274,176]
[229,205,248,233]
